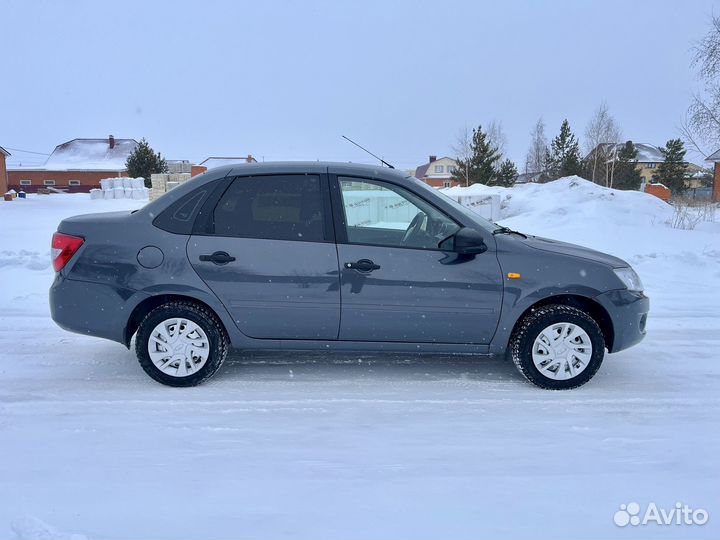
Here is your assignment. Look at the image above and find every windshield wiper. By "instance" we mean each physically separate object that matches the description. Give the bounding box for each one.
[492,226,527,239]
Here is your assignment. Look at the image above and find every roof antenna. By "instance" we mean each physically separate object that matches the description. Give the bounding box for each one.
[342,135,394,169]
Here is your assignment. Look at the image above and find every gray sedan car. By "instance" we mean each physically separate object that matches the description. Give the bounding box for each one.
[49,162,648,389]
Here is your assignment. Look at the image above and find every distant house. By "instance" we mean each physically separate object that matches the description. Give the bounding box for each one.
[587,142,706,192]
[586,142,667,184]
[7,136,138,193]
[516,171,548,184]
[414,155,460,188]
[199,155,257,170]
[704,148,720,202]
[0,145,9,194]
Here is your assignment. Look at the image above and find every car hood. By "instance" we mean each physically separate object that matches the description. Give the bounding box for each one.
[519,234,628,268]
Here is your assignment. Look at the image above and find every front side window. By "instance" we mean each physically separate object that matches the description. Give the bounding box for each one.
[44,179,55,186]
[448,165,457,173]
[213,175,324,242]
[19,179,31,186]
[434,165,444,173]
[68,180,81,186]
[338,177,460,250]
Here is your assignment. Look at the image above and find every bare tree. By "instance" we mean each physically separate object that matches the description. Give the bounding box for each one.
[684,14,720,158]
[486,120,508,157]
[605,121,623,188]
[524,117,548,178]
[585,103,611,183]
[452,125,473,186]
[584,103,622,186]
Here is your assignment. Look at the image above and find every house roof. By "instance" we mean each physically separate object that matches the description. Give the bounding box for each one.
[199,156,256,169]
[9,137,138,171]
[0,146,10,157]
[414,156,455,178]
[588,142,664,163]
[706,148,720,162]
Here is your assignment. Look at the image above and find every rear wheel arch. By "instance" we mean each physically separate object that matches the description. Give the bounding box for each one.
[124,294,230,348]
[509,294,614,352]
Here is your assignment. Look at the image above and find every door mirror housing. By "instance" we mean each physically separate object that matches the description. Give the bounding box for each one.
[439,227,488,255]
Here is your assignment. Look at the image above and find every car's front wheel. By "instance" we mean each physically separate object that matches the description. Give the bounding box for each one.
[135,301,229,386]
[509,304,605,390]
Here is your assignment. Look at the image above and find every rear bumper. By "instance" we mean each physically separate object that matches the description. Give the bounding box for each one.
[594,289,649,353]
[49,275,146,346]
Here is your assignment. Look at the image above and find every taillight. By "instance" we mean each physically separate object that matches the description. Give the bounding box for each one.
[51,232,84,272]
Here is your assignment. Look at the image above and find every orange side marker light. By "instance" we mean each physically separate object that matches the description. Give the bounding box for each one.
[507,273,521,279]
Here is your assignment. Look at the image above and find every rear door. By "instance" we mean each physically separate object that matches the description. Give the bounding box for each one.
[331,174,503,344]
[187,173,341,340]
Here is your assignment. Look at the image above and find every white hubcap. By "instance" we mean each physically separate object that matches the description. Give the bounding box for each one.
[147,318,210,377]
[532,322,593,380]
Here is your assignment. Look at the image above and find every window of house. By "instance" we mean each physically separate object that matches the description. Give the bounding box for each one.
[434,165,444,173]
[443,180,452,188]
[19,179,32,186]
[647,163,656,169]
[68,180,81,186]
[338,177,460,250]
[44,180,56,186]
[212,175,325,242]
[448,165,456,174]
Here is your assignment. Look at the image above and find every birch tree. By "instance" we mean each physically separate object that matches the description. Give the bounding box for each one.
[524,117,548,180]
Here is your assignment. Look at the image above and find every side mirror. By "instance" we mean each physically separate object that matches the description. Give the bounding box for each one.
[440,227,488,255]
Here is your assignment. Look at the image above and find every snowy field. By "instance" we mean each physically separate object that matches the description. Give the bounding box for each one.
[1,179,719,539]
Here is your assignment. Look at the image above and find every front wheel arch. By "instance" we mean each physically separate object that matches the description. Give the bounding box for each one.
[507,294,614,353]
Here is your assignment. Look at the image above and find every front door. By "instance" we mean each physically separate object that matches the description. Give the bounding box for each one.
[188,174,341,340]
[333,175,503,344]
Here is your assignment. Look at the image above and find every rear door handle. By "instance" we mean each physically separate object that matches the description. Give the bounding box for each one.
[344,259,381,272]
[199,251,236,265]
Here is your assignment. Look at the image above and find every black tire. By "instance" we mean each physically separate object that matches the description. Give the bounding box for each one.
[135,301,229,387]
[509,304,605,390]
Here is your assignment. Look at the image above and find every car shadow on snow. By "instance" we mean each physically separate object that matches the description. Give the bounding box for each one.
[218,351,524,386]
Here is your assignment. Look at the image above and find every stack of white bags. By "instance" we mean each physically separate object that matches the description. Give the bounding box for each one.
[90,178,149,200]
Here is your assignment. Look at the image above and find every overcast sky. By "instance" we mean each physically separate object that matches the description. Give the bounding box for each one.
[1,0,716,170]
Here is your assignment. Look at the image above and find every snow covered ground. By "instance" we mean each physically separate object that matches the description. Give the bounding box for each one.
[1,180,718,539]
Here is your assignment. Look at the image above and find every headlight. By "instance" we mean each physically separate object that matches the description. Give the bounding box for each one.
[613,267,644,292]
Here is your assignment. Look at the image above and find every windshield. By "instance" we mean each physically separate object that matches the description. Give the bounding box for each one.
[408,177,499,233]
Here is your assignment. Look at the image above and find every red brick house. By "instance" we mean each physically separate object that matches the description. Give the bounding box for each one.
[414,156,461,188]
[0,145,9,194]
[7,136,138,193]
[705,148,720,202]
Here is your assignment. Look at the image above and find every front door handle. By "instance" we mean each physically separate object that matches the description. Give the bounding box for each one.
[199,251,236,265]
[344,259,381,272]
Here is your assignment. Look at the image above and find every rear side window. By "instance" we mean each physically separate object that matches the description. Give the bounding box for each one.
[153,184,214,234]
[212,175,324,242]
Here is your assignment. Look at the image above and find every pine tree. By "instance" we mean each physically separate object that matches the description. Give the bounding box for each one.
[493,159,518,187]
[612,141,643,191]
[126,138,168,188]
[546,119,583,180]
[652,139,688,194]
[451,125,501,185]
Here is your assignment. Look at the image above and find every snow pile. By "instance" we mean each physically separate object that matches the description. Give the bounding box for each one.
[445,175,719,264]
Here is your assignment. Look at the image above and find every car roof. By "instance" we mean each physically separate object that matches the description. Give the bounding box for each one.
[216,161,409,180]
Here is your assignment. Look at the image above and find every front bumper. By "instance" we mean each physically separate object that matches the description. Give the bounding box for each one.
[594,289,649,353]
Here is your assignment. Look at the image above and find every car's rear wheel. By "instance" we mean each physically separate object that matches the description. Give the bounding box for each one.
[509,304,605,390]
[135,301,228,386]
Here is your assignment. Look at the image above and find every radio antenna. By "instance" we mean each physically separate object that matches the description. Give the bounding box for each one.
[342,135,395,169]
